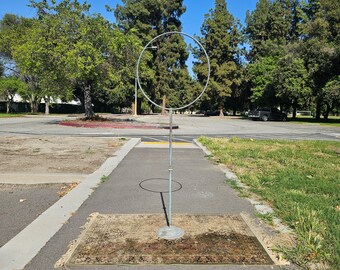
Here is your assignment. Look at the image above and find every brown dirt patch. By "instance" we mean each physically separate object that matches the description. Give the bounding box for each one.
[56,213,273,267]
[0,136,123,174]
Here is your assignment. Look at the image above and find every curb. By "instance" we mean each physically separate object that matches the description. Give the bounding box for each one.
[0,138,141,270]
[192,139,211,155]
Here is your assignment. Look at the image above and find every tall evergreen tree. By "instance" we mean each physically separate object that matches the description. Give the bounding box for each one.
[193,0,242,116]
[115,0,192,112]
[301,0,340,119]
[246,0,309,111]
[246,0,304,62]
[245,0,272,62]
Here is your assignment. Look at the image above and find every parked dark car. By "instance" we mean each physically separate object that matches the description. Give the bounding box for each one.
[248,108,287,121]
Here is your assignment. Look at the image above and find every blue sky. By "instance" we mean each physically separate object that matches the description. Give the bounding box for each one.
[0,0,258,37]
[1,1,258,75]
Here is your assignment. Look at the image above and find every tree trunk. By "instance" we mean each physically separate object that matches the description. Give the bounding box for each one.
[44,97,50,115]
[6,100,10,114]
[131,102,135,116]
[161,95,166,115]
[31,101,38,113]
[6,91,12,113]
[323,104,331,120]
[292,102,298,119]
[219,98,224,117]
[30,95,39,114]
[84,84,94,119]
[151,103,155,114]
[315,99,322,119]
[137,98,142,115]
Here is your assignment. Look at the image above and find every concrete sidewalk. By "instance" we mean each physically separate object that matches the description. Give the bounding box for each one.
[1,140,293,270]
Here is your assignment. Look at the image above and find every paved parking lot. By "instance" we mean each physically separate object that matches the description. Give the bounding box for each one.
[0,114,339,141]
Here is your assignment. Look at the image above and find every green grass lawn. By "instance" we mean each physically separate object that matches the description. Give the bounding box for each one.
[289,116,340,127]
[199,136,340,269]
[0,113,26,118]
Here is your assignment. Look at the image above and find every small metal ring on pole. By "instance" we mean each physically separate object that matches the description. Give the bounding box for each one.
[136,31,210,240]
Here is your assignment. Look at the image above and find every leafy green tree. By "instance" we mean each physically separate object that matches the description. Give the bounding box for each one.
[321,76,340,119]
[0,77,27,113]
[0,12,64,113]
[247,56,278,107]
[245,0,313,112]
[25,0,141,117]
[11,17,71,113]
[102,29,142,112]
[0,14,33,60]
[300,0,340,119]
[30,0,111,118]
[0,21,37,112]
[273,55,311,118]
[193,0,242,116]
[0,14,39,111]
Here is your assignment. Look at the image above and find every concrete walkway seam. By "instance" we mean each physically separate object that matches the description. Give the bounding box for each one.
[0,137,141,270]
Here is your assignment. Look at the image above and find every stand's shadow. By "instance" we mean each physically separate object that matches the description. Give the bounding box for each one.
[139,178,183,227]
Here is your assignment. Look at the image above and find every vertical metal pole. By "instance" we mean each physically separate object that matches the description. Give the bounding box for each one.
[134,78,138,116]
[157,107,183,239]
[168,108,173,226]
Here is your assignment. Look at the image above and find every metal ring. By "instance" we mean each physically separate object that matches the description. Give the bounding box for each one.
[136,31,210,111]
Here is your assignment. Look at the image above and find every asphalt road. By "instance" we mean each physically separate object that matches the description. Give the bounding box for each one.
[0,114,339,141]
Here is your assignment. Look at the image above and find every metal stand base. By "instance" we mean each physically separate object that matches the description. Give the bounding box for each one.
[157,226,184,240]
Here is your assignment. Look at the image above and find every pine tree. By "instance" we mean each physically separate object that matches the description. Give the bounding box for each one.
[115,0,192,112]
[246,0,305,61]
[301,0,340,119]
[193,0,242,116]
[245,0,272,62]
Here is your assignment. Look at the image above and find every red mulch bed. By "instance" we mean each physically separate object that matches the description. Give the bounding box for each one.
[59,119,160,129]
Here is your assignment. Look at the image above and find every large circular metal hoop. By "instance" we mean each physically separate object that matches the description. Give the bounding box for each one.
[136,31,210,111]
